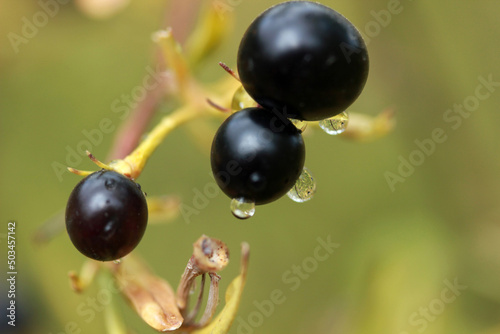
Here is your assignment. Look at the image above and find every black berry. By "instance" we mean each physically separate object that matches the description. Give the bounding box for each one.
[211,108,305,205]
[237,1,369,121]
[65,170,148,261]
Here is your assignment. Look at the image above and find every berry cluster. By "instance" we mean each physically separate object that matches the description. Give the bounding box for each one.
[211,1,369,217]
[63,1,369,261]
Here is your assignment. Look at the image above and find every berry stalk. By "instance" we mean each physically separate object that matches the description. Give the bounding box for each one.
[123,104,201,179]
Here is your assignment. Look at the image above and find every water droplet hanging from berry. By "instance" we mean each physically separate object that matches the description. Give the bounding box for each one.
[319,112,349,135]
[230,197,256,219]
[287,167,316,203]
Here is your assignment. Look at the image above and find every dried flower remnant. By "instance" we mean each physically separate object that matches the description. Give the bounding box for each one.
[191,241,249,334]
[177,236,229,329]
[44,0,396,332]
[193,235,230,272]
[68,235,249,333]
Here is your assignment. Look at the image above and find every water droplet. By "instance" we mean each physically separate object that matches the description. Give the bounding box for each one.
[290,119,308,132]
[287,167,316,203]
[231,86,257,111]
[113,259,122,264]
[319,111,349,135]
[230,197,256,219]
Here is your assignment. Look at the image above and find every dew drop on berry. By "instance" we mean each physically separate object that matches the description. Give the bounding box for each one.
[287,167,316,203]
[290,119,308,132]
[231,86,257,111]
[230,197,256,219]
[113,259,122,264]
[319,111,349,135]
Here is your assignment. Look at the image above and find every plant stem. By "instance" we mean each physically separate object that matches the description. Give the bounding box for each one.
[107,76,169,161]
[123,104,201,179]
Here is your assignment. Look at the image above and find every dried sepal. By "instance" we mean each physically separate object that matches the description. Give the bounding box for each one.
[177,236,229,312]
[68,260,100,293]
[111,256,184,332]
[176,256,206,312]
[67,167,94,177]
[147,195,182,224]
[184,273,206,324]
[185,3,234,68]
[152,28,192,100]
[340,108,396,142]
[191,242,250,334]
[196,272,221,327]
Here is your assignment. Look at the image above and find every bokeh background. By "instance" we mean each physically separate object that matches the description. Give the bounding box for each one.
[1,0,500,333]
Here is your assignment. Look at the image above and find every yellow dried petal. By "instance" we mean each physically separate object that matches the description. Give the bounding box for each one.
[112,255,184,331]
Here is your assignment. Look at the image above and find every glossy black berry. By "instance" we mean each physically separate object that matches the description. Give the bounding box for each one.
[65,170,148,261]
[211,108,305,205]
[237,1,369,121]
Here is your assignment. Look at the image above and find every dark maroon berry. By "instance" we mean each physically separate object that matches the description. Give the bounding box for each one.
[211,108,305,205]
[65,170,148,261]
[237,1,369,121]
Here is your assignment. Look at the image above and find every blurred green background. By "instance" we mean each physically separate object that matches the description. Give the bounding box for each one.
[1,0,500,333]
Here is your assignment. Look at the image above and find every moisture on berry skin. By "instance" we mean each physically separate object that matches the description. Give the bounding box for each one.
[211,107,305,205]
[237,1,369,121]
[65,170,148,261]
